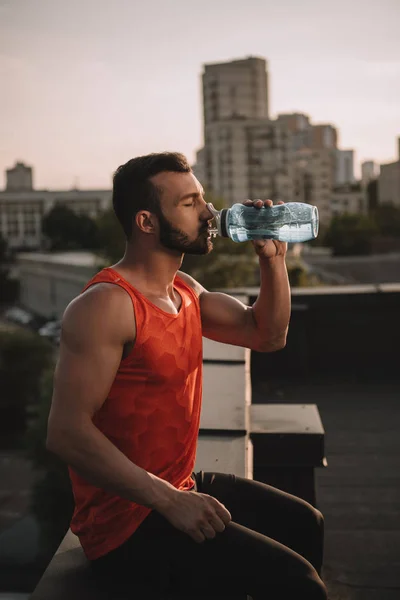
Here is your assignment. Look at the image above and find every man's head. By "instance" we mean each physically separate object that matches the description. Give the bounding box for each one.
[112,152,213,255]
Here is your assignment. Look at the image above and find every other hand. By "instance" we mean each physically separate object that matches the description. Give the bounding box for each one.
[157,489,231,543]
[242,199,288,259]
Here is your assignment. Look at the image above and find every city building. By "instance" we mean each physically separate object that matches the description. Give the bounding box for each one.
[202,56,269,137]
[203,118,293,206]
[309,124,338,150]
[335,150,356,186]
[331,183,367,217]
[276,113,311,134]
[276,114,339,154]
[198,57,292,206]
[276,113,311,152]
[378,137,400,207]
[0,162,111,250]
[361,161,379,187]
[292,148,336,224]
[6,162,33,191]
[192,148,206,185]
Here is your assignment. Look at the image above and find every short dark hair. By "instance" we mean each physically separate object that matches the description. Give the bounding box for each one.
[112,152,192,240]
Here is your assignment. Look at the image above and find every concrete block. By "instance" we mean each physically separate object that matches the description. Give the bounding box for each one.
[201,363,251,430]
[195,433,253,479]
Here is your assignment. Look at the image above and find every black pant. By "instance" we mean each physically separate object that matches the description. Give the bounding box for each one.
[90,472,327,599]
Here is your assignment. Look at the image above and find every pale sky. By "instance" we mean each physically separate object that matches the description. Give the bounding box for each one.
[1,0,399,190]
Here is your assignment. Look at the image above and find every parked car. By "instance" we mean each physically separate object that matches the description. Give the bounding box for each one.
[3,307,35,327]
[38,320,61,343]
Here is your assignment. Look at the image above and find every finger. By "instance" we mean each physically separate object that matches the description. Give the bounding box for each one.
[190,529,206,544]
[276,200,284,205]
[209,495,231,518]
[243,199,253,206]
[200,523,217,540]
[215,506,232,525]
[254,198,264,208]
[264,199,273,207]
[209,514,227,533]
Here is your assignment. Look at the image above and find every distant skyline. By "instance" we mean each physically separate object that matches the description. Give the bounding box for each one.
[1,0,399,190]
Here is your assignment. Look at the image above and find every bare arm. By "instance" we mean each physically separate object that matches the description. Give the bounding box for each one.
[178,198,290,352]
[251,254,290,351]
[178,258,290,353]
[46,283,178,511]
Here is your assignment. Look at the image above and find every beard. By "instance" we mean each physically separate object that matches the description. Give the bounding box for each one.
[157,210,213,255]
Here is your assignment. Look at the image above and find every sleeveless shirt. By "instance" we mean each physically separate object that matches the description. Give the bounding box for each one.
[68,267,203,560]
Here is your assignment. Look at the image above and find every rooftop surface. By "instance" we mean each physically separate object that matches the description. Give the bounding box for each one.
[252,378,400,600]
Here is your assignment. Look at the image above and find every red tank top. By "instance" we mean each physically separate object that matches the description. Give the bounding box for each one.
[68,267,203,560]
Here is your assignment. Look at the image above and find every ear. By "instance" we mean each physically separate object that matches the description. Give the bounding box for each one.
[135,210,157,235]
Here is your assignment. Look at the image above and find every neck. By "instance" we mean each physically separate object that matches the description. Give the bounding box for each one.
[114,242,184,295]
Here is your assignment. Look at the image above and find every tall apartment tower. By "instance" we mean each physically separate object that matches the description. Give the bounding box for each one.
[361,161,378,186]
[335,150,356,186]
[202,56,269,137]
[204,119,293,206]
[378,136,400,207]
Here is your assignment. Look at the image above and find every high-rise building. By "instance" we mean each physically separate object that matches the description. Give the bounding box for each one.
[275,115,339,155]
[202,57,269,137]
[204,119,293,206]
[361,161,378,186]
[197,56,271,201]
[335,150,356,186]
[276,113,311,152]
[292,148,336,224]
[192,148,206,185]
[276,113,310,133]
[378,137,400,207]
[309,124,338,150]
[196,55,341,223]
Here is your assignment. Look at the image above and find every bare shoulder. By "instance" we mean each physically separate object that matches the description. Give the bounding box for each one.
[177,270,207,297]
[62,282,136,347]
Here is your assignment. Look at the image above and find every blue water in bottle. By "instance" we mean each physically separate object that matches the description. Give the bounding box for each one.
[208,202,319,243]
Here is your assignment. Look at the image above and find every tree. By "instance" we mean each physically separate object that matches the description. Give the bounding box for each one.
[96,208,125,263]
[324,214,379,256]
[0,233,19,305]
[73,213,100,249]
[0,232,8,263]
[367,179,379,213]
[24,368,74,557]
[0,330,54,446]
[42,205,78,250]
[42,205,100,251]
[372,203,400,238]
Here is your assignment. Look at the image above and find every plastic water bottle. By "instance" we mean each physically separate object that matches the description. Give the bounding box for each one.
[207,202,319,243]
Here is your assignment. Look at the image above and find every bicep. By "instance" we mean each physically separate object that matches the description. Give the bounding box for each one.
[178,271,258,349]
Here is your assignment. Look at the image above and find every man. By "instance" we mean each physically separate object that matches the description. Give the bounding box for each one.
[47,152,327,599]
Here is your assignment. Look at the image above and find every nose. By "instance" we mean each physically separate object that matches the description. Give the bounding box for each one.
[203,202,216,221]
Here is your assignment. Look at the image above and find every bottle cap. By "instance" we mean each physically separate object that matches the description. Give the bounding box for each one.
[206,203,229,238]
[220,209,229,237]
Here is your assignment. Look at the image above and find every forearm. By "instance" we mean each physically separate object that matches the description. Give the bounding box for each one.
[251,255,291,351]
[47,421,178,511]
